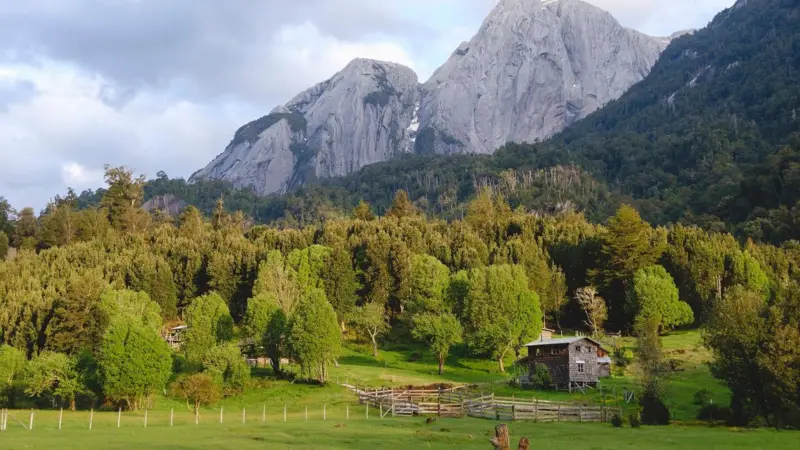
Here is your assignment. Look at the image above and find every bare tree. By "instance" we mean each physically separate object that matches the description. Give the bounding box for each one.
[575,286,607,336]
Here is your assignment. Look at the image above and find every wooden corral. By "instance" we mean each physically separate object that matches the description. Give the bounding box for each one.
[345,385,613,422]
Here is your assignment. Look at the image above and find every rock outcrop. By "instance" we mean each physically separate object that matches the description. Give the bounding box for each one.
[192,59,419,194]
[417,0,666,155]
[193,0,673,194]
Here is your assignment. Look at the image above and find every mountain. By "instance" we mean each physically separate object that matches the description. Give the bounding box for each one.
[191,59,419,195]
[192,0,669,195]
[290,0,799,241]
[418,0,666,155]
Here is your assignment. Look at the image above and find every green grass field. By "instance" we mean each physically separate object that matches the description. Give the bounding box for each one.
[1,412,796,450]
[2,330,795,448]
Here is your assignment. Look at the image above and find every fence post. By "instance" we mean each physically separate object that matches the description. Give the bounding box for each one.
[144,409,148,428]
[512,404,516,422]
[323,404,327,421]
[366,403,369,420]
[170,408,174,427]
[579,404,583,423]
[557,403,561,422]
[346,404,349,421]
[438,386,442,417]
[59,407,63,430]
[379,403,383,419]
[220,406,224,424]
[534,398,538,422]
[88,409,93,430]
[262,404,266,423]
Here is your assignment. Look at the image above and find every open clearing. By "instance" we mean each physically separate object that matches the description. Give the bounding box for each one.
[1,331,796,448]
[1,414,797,450]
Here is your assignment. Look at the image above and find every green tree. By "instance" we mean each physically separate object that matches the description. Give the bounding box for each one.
[728,250,770,297]
[170,373,221,412]
[253,251,300,314]
[100,165,148,232]
[594,205,666,325]
[242,293,277,348]
[99,288,163,333]
[12,207,37,250]
[24,351,83,410]
[352,200,375,221]
[183,292,234,362]
[202,343,251,395]
[0,345,26,397]
[99,319,172,410]
[407,254,451,316]
[287,289,341,382]
[351,303,389,357]
[322,245,360,331]
[635,315,671,425]
[630,266,695,332]
[411,312,462,375]
[386,190,418,219]
[151,258,179,319]
[462,264,543,371]
[0,231,8,260]
[704,286,767,425]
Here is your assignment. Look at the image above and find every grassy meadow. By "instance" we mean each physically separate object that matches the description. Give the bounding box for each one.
[1,330,793,449]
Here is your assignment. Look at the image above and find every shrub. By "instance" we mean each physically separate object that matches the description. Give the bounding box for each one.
[629,413,641,428]
[611,413,624,428]
[640,392,671,425]
[529,364,552,389]
[697,404,732,422]
[693,389,712,405]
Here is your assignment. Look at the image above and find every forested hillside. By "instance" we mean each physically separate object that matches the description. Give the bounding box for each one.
[1,167,799,426]
[65,0,800,241]
[310,0,800,241]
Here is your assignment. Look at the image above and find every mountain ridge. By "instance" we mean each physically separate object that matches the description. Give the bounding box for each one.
[191,0,672,195]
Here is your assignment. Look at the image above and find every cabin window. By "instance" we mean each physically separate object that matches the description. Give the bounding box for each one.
[550,348,558,355]
[577,363,585,373]
[575,345,581,352]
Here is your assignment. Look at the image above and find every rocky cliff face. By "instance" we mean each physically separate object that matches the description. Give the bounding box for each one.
[418,0,666,155]
[191,59,419,195]
[193,0,672,194]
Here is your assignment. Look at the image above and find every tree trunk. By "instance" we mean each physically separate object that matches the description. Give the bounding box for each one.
[498,355,505,373]
[341,320,347,333]
[70,398,76,411]
[370,333,379,357]
[271,357,281,375]
[438,357,444,375]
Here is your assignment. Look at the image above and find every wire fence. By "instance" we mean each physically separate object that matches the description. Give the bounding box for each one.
[0,402,374,432]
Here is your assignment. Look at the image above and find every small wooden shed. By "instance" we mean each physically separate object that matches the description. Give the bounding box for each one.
[523,336,611,390]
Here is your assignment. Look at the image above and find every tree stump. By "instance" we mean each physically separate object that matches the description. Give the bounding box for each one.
[490,424,530,450]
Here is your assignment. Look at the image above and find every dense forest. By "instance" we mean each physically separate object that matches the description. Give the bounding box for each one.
[113,0,800,241]
[1,166,799,427]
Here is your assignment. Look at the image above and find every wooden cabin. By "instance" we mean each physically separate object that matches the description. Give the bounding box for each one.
[523,336,611,390]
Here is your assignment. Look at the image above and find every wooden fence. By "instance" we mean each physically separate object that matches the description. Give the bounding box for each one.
[346,385,613,423]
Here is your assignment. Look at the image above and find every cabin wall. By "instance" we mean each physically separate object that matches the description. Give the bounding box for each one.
[528,346,570,386]
[568,339,599,384]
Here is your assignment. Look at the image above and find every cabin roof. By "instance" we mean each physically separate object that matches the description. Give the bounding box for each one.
[524,336,607,350]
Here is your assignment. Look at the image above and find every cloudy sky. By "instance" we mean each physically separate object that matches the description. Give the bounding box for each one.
[0,0,734,210]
